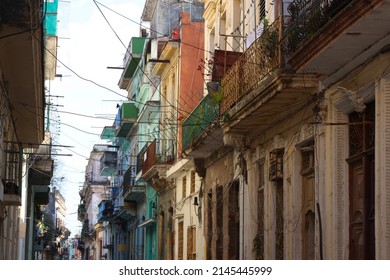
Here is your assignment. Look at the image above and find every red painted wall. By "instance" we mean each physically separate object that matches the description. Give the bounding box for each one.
[178,12,205,157]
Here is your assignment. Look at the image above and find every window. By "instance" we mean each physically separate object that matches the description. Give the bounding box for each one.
[219,12,226,51]
[178,221,184,260]
[348,101,375,259]
[187,226,196,260]
[182,176,187,199]
[216,186,223,259]
[206,191,213,259]
[269,148,284,181]
[270,149,285,260]
[228,180,240,260]
[255,162,265,259]
[301,144,315,259]
[275,180,284,260]
[190,171,196,194]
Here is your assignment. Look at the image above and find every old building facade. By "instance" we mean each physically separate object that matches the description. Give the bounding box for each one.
[0,0,57,260]
[79,0,390,260]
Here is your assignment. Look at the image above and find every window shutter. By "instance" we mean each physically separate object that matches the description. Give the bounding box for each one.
[178,221,183,260]
[187,226,193,260]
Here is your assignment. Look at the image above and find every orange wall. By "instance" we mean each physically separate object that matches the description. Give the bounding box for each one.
[178,12,205,157]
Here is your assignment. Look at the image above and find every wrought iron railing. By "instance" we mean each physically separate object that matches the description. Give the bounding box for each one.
[283,0,351,54]
[220,1,352,114]
[221,18,282,113]
[100,150,117,167]
[123,165,137,188]
[182,92,220,150]
[77,204,87,222]
[4,141,22,197]
[97,200,112,222]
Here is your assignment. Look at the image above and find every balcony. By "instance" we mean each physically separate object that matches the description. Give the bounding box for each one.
[3,142,22,206]
[100,126,116,140]
[221,18,282,114]
[28,133,54,199]
[97,200,113,222]
[180,50,240,158]
[100,148,118,176]
[140,139,174,192]
[113,201,137,222]
[3,180,20,206]
[282,0,390,86]
[115,102,139,138]
[77,204,87,222]
[119,37,149,89]
[182,88,222,157]
[33,185,50,205]
[44,0,59,80]
[221,17,318,135]
[81,219,92,241]
[123,165,145,202]
[111,185,120,200]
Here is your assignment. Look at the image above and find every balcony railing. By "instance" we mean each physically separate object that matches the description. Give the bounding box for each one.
[122,37,148,78]
[113,201,137,221]
[3,142,22,206]
[100,126,116,140]
[141,139,174,175]
[123,165,137,187]
[221,18,282,114]
[221,1,359,115]
[123,164,146,201]
[182,92,220,151]
[100,149,117,176]
[119,37,148,89]
[115,102,139,138]
[77,204,87,222]
[97,200,113,222]
[283,0,351,55]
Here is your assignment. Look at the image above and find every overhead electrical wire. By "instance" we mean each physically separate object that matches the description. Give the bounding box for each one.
[92,0,225,145]
[94,0,213,55]
[30,32,209,144]
[35,1,293,140]
[14,99,216,127]
[92,0,180,143]
[29,1,322,161]
[26,34,204,148]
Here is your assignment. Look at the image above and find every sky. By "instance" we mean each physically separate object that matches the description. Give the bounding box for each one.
[49,0,146,236]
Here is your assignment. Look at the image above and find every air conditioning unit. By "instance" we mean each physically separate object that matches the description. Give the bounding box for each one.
[269,148,284,181]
